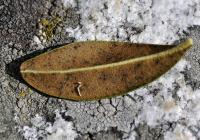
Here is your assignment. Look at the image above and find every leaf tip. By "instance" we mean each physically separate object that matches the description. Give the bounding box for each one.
[181,38,193,49]
[187,38,193,46]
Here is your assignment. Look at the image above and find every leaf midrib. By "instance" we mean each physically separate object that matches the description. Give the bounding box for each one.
[20,38,193,74]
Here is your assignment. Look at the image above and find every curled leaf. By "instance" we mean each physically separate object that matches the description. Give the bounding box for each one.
[20,39,193,101]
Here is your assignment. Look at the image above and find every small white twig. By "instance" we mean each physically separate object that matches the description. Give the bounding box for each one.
[77,82,82,96]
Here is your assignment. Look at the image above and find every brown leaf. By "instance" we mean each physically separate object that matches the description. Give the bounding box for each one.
[20,39,193,101]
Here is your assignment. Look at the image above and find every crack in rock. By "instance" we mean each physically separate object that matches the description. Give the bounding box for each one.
[1,0,200,139]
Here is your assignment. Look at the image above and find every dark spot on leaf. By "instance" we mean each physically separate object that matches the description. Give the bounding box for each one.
[74,45,80,49]
[155,59,160,64]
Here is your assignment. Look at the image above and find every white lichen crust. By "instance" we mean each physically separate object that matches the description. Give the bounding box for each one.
[1,0,200,140]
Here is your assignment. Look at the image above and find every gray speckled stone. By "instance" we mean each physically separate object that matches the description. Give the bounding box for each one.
[185,26,200,83]
[1,0,200,140]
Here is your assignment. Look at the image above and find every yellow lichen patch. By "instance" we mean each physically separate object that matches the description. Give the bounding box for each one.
[19,90,26,97]
[40,16,62,40]
[28,88,32,93]
[40,19,49,26]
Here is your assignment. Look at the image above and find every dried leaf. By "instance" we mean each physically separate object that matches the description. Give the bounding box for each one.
[20,39,193,101]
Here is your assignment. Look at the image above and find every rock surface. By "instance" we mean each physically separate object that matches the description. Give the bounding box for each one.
[0,0,200,140]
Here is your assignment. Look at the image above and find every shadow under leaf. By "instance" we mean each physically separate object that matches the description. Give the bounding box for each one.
[5,43,79,101]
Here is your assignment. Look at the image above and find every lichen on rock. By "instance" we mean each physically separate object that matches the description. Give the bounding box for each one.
[1,0,200,140]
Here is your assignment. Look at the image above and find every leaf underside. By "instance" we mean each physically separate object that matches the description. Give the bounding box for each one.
[20,39,193,101]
